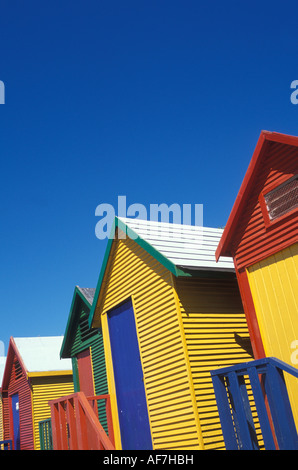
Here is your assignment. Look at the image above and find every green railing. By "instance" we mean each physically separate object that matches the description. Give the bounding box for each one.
[39,418,53,450]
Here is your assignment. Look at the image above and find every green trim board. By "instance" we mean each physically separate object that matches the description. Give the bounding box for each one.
[88,217,194,329]
[60,286,95,359]
[71,357,80,392]
[60,284,109,431]
[88,216,236,328]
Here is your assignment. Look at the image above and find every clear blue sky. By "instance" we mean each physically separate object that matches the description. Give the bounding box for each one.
[1,0,298,354]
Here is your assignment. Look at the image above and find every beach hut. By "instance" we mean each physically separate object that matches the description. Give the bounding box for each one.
[0,356,6,443]
[60,286,108,431]
[1,336,73,450]
[215,130,298,428]
[88,216,255,450]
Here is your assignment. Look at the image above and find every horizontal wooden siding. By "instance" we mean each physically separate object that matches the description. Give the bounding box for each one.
[91,339,109,433]
[6,363,33,449]
[176,276,256,449]
[247,243,298,429]
[232,142,298,270]
[31,376,74,450]
[98,233,202,450]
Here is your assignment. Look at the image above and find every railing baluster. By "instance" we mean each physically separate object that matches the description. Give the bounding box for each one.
[50,402,60,450]
[58,400,68,450]
[238,374,259,449]
[75,395,89,450]
[66,397,78,450]
[105,395,115,447]
[227,371,255,450]
[211,373,239,449]
[247,366,276,449]
[264,363,298,450]
[49,392,115,450]
[211,358,298,450]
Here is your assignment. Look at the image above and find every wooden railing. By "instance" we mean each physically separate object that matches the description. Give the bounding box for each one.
[49,392,115,450]
[211,357,298,450]
[0,440,13,450]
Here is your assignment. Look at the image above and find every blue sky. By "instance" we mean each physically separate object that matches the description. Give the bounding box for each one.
[0,0,298,354]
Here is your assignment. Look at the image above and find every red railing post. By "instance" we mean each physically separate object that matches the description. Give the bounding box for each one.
[105,395,115,447]
[65,397,78,450]
[49,402,60,450]
[58,400,68,450]
[49,392,115,450]
[74,394,89,450]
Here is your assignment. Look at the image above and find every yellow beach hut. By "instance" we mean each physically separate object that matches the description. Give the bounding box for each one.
[88,216,255,450]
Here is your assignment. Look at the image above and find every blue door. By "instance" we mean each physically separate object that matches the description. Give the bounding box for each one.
[108,299,152,450]
[11,393,20,450]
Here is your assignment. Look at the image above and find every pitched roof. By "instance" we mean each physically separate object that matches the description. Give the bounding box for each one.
[76,287,96,306]
[13,336,72,374]
[89,216,234,328]
[60,286,96,358]
[119,217,234,271]
[216,130,298,261]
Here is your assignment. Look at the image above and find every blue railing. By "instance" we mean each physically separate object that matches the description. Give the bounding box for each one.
[211,357,298,450]
[0,440,13,450]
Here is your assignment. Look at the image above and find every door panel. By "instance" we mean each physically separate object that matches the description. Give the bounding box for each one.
[77,349,95,397]
[108,299,152,450]
[11,393,20,450]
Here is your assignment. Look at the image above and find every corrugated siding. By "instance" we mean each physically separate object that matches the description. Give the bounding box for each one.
[91,338,109,433]
[68,299,109,432]
[31,376,74,450]
[119,217,234,271]
[0,396,3,441]
[69,302,95,357]
[77,349,95,397]
[176,276,256,449]
[232,142,298,270]
[6,361,33,449]
[98,232,202,450]
[247,243,298,428]
[2,392,9,441]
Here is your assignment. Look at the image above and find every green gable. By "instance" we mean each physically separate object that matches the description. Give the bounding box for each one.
[61,286,109,431]
[60,286,98,358]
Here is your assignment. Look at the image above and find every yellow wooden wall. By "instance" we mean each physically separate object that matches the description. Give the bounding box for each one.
[175,276,255,449]
[247,243,298,428]
[0,395,3,441]
[98,232,203,450]
[31,375,74,450]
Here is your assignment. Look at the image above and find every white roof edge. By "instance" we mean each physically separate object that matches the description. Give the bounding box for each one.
[118,216,224,233]
[14,336,72,373]
[117,217,234,272]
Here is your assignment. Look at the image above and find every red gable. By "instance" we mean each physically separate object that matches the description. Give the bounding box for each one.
[2,337,28,390]
[216,131,298,271]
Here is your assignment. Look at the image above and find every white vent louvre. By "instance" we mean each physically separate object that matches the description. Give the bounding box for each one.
[265,175,298,220]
